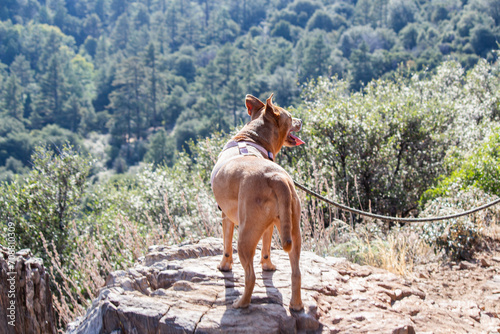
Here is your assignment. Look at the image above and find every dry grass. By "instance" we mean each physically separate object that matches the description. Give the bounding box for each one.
[46,182,226,331]
[293,179,443,277]
[47,169,499,331]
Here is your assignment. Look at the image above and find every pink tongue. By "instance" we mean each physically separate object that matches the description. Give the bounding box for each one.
[290,133,305,146]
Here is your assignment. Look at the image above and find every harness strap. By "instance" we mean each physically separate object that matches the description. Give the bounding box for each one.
[210,140,274,187]
[223,141,274,161]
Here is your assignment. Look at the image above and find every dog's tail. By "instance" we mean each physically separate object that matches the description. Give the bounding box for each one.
[270,176,296,253]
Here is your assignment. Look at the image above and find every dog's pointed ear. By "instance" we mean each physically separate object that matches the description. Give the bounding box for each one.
[265,93,279,118]
[245,95,264,116]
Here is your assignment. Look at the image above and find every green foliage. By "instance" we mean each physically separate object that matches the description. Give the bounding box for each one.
[271,20,293,41]
[417,187,499,259]
[400,24,419,50]
[280,60,499,224]
[1,0,500,174]
[306,10,336,32]
[470,25,497,56]
[422,129,500,202]
[387,0,417,32]
[0,144,92,259]
[349,42,374,90]
[144,128,176,167]
[298,32,331,82]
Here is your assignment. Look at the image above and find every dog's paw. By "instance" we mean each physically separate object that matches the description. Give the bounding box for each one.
[217,263,232,272]
[289,301,304,312]
[261,262,276,271]
[232,297,250,309]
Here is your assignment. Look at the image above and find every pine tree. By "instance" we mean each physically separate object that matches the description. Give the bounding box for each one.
[216,44,239,83]
[300,33,331,82]
[33,56,68,128]
[3,73,24,120]
[349,42,374,91]
[165,2,178,49]
[111,0,127,20]
[112,14,130,50]
[144,43,159,127]
[222,77,243,127]
[9,55,34,88]
[199,61,221,97]
[108,56,146,158]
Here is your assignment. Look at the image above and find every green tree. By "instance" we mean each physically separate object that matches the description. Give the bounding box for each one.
[198,61,221,97]
[299,33,331,82]
[112,14,130,50]
[457,11,479,37]
[32,55,68,128]
[2,73,24,120]
[306,10,335,32]
[108,57,146,161]
[162,86,185,125]
[269,67,299,107]
[240,34,260,91]
[470,25,497,57]
[144,43,159,127]
[111,0,127,20]
[387,0,416,32]
[271,20,292,41]
[399,24,419,50]
[174,55,196,82]
[289,0,321,27]
[9,55,34,88]
[0,144,92,259]
[354,0,372,26]
[222,77,243,126]
[349,42,374,91]
[144,128,175,166]
[83,13,102,38]
[215,43,239,83]
[0,21,22,65]
[431,4,448,23]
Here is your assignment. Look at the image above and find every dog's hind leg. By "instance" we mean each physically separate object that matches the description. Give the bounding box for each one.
[232,219,263,309]
[261,223,276,271]
[218,212,234,272]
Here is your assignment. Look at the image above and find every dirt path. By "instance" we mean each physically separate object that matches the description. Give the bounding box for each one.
[409,240,500,333]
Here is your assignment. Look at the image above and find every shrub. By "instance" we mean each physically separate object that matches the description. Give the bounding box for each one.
[417,187,500,259]
[422,128,500,203]
[0,144,92,260]
[289,67,455,219]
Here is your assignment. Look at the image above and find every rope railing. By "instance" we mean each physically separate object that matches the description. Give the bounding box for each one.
[294,180,500,223]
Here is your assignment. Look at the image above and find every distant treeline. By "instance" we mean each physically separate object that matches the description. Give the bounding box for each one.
[0,0,499,179]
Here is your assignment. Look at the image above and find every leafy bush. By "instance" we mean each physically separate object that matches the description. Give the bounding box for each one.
[287,69,454,219]
[422,129,500,202]
[417,187,500,259]
[0,144,92,259]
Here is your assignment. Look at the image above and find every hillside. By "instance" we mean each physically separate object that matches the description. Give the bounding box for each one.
[1,0,500,179]
[1,1,500,332]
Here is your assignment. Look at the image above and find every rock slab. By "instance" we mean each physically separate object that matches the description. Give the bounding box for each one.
[68,238,500,333]
[0,245,57,334]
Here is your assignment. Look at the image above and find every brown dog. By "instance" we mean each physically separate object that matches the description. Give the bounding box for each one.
[211,94,304,311]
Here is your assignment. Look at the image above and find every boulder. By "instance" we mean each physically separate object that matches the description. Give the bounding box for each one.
[68,237,500,333]
[0,245,57,334]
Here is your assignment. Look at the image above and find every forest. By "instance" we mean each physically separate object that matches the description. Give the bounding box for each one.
[1,0,500,178]
[1,0,500,330]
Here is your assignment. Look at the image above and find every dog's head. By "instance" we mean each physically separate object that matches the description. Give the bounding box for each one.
[245,94,304,148]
